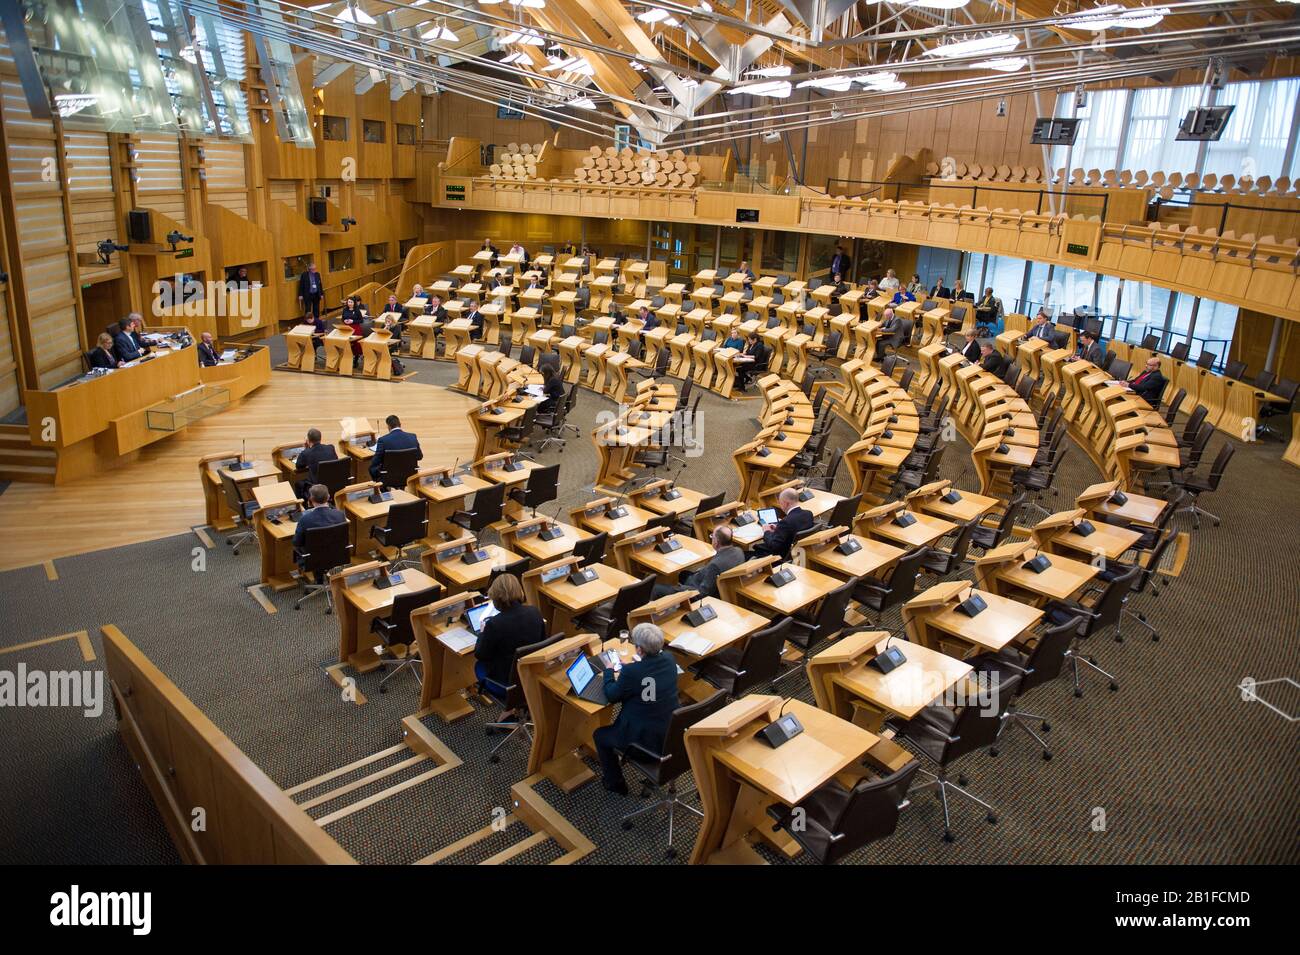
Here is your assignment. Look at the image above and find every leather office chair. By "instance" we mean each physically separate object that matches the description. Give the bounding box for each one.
[854,547,929,629]
[619,689,728,858]
[1224,359,1247,381]
[1252,369,1276,394]
[788,577,858,653]
[693,616,791,697]
[218,471,259,555]
[1012,447,1069,522]
[1171,342,1190,362]
[536,384,580,453]
[804,448,846,494]
[496,405,539,452]
[488,556,531,589]
[1015,373,1035,403]
[371,585,442,692]
[572,531,608,567]
[518,344,536,367]
[1109,358,1132,381]
[314,457,353,499]
[368,498,428,569]
[790,428,831,475]
[293,522,353,612]
[895,678,1018,842]
[635,346,671,380]
[969,492,1026,553]
[509,462,559,518]
[484,634,561,763]
[1257,377,1298,440]
[892,444,945,496]
[822,491,860,529]
[1178,405,1209,448]
[977,614,1082,760]
[1161,387,1186,426]
[1139,333,1159,351]
[450,482,506,538]
[1042,564,1140,696]
[498,331,513,358]
[577,574,658,639]
[1169,440,1234,528]
[1094,527,1178,643]
[767,759,921,864]
[921,517,980,576]
[376,447,421,490]
[677,491,724,536]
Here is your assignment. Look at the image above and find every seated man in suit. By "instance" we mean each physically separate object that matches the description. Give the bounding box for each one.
[979,341,1009,376]
[1075,330,1104,365]
[292,483,347,578]
[1022,309,1055,343]
[591,623,680,796]
[960,328,981,363]
[112,318,143,364]
[874,307,902,362]
[975,287,1003,327]
[929,276,951,300]
[197,331,220,367]
[378,295,407,330]
[636,304,659,334]
[752,487,814,560]
[733,331,767,390]
[296,428,339,498]
[652,525,745,600]
[1123,356,1166,406]
[465,303,485,341]
[369,414,422,483]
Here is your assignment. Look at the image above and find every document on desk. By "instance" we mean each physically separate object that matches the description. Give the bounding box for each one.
[665,548,699,566]
[437,627,478,653]
[670,632,713,656]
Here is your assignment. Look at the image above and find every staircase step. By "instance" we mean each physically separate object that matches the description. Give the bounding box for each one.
[0,447,55,465]
[0,463,56,483]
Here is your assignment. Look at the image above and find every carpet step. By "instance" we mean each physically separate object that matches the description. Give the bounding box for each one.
[0,463,56,483]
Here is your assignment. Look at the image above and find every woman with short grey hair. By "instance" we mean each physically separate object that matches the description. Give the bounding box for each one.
[592,623,679,795]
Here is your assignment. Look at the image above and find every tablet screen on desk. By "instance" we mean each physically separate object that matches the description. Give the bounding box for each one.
[466,601,500,633]
[757,507,779,525]
[566,655,596,695]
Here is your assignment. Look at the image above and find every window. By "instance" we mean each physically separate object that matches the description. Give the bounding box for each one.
[398,238,418,259]
[362,120,386,144]
[396,123,417,146]
[365,242,388,265]
[283,254,312,281]
[1202,79,1299,181]
[1123,85,1202,176]
[328,249,353,272]
[322,115,349,141]
[760,230,800,275]
[806,233,839,275]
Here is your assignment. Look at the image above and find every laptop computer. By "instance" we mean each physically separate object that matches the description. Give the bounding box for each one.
[465,601,500,634]
[565,654,609,704]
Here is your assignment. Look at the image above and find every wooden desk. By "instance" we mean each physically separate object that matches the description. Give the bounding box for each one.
[1077,480,1166,527]
[198,454,274,531]
[284,324,319,371]
[685,696,880,864]
[501,517,591,564]
[422,538,523,596]
[360,329,396,379]
[322,328,354,376]
[856,504,956,550]
[408,467,490,537]
[337,483,419,556]
[331,563,441,671]
[252,482,303,591]
[407,316,439,359]
[807,629,972,732]
[572,500,655,541]
[411,592,484,721]
[617,531,715,583]
[734,561,843,618]
[536,561,639,634]
[631,593,768,669]
[904,581,1042,657]
[798,528,905,582]
[628,481,705,519]
[975,540,1099,605]
[905,481,1000,523]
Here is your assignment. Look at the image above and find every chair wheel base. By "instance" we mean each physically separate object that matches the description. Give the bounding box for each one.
[665,847,677,859]
[942,831,955,843]
[1109,682,1119,692]
[378,686,386,694]
[621,820,633,831]
[489,755,500,764]
[986,813,997,825]
[957,775,968,787]
[989,747,999,757]
[1151,634,1160,642]
[1042,751,1053,761]
[1041,722,1051,732]
[1074,688,1084,698]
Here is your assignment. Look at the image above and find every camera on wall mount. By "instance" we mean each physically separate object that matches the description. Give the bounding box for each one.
[97,239,129,265]
[165,230,193,251]
[341,217,357,232]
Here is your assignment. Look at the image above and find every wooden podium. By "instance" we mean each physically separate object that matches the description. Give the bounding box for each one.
[323,327,354,376]
[284,324,318,372]
[360,329,396,379]
[411,591,485,722]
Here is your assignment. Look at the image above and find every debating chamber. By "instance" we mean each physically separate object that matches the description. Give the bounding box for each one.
[0,0,1297,887]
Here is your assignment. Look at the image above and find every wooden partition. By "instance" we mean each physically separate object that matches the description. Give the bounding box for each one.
[102,625,357,864]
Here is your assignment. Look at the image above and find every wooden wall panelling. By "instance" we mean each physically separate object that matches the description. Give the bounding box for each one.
[391,90,419,179]
[268,198,323,322]
[314,68,358,182]
[357,83,393,180]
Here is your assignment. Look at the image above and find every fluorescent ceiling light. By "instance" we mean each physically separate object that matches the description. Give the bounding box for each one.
[729,80,792,98]
[333,7,377,25]
[570,96,596,109]
[797,75,853,91]
[499,51,527,64]
[508,0,546,7]
[922,33,1020,58]
[904,0,969,8]
[975,57,1028,73]
[502,28,546,45]
[422,25,460,41]
[1061,4,1168,29]
[545,56,594,76]
[746,65,792,78]
[637,8,681,26]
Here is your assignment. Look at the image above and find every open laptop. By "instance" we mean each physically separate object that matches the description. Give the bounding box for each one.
[465,601,500,634]
[565,654,609,704]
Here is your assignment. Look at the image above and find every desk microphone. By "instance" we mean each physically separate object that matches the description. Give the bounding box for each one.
[869,631,908,673]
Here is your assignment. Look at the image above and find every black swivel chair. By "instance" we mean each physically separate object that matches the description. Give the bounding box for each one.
[969,492,1026,553]
[977,614,1082,760]
[293,522,353,612]
[576,574,657,639]
[1093,526,1179,643]
[376,446,421,490]
[1042,565,1140,696]
[677,491,725,536]
[823,492,860,530]
[767,759,921,864]
[619,689,729,858]
[787,577,859,653]
[693,617,791,697]
[219,471,259,555]
[371,585,442,692]
[572,531,608,567]
[1161,387,1186,426]
[484,634,562,763]
[921,517,979,577]
[488,556,531,589]
[536,384,579,453]
[854,547,929,629]
[1169,440,1234,528]
[894,680,1018,842]
[315,457,353,498]
[368,498,428,569]
[1257,377,1298,441]
[1224,359,1247,381]
[450,482,506,538]
[496,405,539,451]
[509,462,559,518]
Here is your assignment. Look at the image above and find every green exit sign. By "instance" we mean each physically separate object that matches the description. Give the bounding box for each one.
[173,247,194,259]
[1066,242,1089,256]
[445,186,465,202]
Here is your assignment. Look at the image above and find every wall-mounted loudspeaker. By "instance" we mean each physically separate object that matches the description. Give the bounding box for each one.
[127,210,152,244]
[307,196,328,225]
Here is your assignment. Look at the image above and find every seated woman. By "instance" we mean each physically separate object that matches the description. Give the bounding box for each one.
[88,332,122,370]
[340,295,367,363]
[538,363,565,415]
[722,329,745,351]
[473,574,546,723]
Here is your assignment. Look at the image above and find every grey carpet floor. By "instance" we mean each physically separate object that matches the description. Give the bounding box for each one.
[0,344,1297,865]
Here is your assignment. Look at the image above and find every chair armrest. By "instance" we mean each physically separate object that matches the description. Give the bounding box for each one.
[623,742,669,765]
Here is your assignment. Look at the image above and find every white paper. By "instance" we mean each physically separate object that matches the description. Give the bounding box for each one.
[665,548,698,566]
[437,626,477,652]
[670,632,713,655]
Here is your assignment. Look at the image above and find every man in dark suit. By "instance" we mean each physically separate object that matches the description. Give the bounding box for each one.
[292,484,347,575]
[875,306,902,362]
[538,364,566,415]
[466,302,485,341]
[929,276,951,299]
[112,318,142,363]
[591,623,680,795]
[1023,310,1055,343]
[829,246,850,280]
[296,428,339,498]
[1125,356,1166,406]
[980,342,1009,376]
[196,331,220,367]
[653,525,745,600]
[753,488,814,560]
[368,414,422,482]
[297,263,324,319]
[1075,330,1104,365]
[636,304,659,334]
